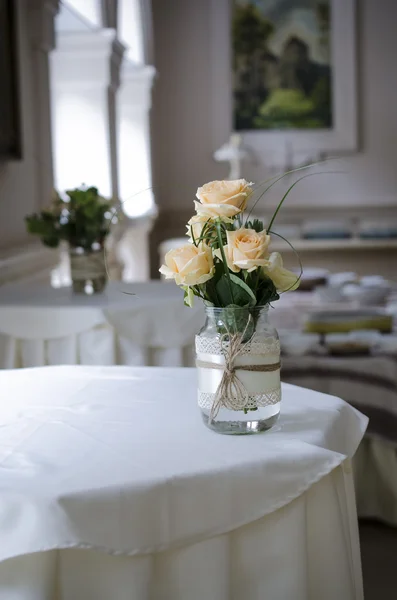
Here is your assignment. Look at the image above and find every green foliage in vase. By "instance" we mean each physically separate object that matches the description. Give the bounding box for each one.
[245,218,264,233]
[25,186,117,250]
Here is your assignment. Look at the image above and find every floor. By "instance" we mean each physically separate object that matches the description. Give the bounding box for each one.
[360,521,397,599]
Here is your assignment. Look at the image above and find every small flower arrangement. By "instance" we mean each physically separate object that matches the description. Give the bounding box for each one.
[25,186,117,250]
[160,178,300,308]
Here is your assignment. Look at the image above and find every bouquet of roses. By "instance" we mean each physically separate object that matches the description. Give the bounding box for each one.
[160,179,300,308]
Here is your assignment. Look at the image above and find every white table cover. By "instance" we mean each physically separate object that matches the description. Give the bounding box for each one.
[0,283,204,368]
[0,366,367,600]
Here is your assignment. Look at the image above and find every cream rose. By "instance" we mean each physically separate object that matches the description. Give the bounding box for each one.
[194,179,253,219]
[215,228,271,272]
[186,214,209,242]
[159,243,214,286]
[262,252,300,292]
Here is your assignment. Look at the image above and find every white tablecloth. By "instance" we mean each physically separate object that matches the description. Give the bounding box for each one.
[0,282,204,368]
[0,366,367,599]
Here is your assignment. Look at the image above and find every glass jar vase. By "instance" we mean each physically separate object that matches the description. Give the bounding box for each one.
[69,243,107,294]
[196,306,281,434]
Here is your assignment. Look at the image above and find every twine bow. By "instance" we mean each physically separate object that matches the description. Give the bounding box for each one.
[196,315,280,421]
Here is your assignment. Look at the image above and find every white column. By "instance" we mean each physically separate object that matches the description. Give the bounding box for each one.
[113,60,156,282]
[50,29,125,197]
[118,0,144,63]
[117,60,156,217]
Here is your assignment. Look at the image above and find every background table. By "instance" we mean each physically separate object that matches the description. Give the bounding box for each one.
[0,285,319,370]
[0,366,367,600]
[0,282,204,368]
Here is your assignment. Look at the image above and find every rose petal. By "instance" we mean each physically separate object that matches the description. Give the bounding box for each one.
[159,265,176,279]
[194,201,241,219]
[234,258,270,271]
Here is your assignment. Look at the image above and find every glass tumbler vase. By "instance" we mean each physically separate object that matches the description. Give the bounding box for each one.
[69,244,107,294]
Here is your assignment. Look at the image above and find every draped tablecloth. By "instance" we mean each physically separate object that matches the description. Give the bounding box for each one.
[282,353,397,524]
[0,366,367,600]
[0,282,204,368]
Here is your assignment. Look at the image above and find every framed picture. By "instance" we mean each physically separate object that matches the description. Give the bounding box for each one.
[0,0,21,159]
[210,0,357,165]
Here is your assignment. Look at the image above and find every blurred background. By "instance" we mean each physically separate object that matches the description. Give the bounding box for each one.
[1,1,397,597]
[1,0,397,283]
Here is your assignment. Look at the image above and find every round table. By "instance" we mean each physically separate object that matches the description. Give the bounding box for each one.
[0,366,367,600]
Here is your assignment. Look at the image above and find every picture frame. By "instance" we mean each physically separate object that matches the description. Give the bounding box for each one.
[210,0,357,166]
[0,0,22,160]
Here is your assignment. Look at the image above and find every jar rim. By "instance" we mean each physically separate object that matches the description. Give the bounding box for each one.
[204,305,269,315]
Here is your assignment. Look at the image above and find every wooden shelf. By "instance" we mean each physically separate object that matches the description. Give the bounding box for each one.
[271,238,397,252]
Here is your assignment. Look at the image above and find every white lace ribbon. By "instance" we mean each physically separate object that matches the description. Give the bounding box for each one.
[196,328,281,420]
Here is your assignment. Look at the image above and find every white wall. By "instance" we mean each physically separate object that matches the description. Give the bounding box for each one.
[0,0,57,283]
[151,0,397,214]
[0,0,53,251]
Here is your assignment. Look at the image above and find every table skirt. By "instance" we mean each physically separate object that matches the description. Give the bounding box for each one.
[0,327,195,369]
[282,354,397,525]
[354,437,397,525]
[0,286,203,368]
[0,463,363,600]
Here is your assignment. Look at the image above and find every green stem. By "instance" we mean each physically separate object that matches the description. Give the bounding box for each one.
[190,225,197,247]
[244,159,336,226]
[215,221,235,305]
[267,171,342,233]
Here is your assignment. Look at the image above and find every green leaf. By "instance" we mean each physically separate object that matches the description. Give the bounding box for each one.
[229,274,257,306]
[215,277,234,306]
[215,221,235,304]
[182,286,196,308]
[215,273,256,307]
[186,286,195,307]
[257,275,279,305]
[42,236,60,248]
[204,276,220,305]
